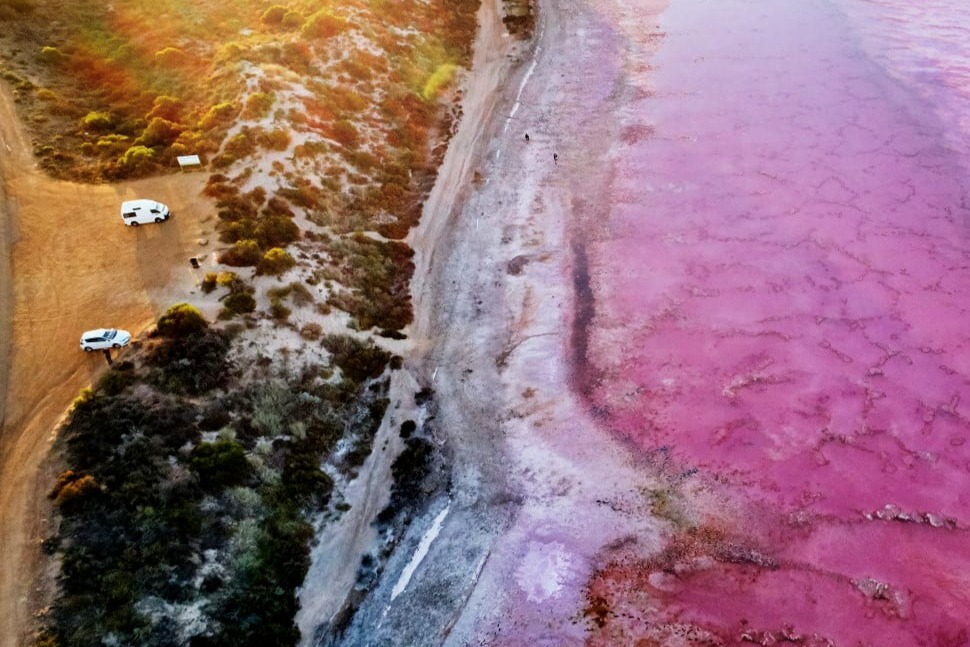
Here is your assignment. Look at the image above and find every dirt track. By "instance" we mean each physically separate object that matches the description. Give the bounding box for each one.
[0,81,213,647]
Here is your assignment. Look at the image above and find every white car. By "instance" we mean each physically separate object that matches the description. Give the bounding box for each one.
[80,328,132,352]
[121,199,170,226]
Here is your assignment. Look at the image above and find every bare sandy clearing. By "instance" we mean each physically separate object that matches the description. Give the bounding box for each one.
[0,81,214,647]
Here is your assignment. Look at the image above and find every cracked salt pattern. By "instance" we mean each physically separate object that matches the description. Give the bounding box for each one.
[585,0,970,641]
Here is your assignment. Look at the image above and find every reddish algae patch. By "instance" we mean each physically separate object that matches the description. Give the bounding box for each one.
[579,0,970,643]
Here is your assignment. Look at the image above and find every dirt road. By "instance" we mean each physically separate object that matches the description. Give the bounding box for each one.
[0,81,213,647]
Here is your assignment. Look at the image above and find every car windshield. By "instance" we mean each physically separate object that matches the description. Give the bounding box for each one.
[104,330,117,340]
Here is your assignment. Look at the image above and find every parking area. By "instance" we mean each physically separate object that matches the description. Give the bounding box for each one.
[5,171,211,428]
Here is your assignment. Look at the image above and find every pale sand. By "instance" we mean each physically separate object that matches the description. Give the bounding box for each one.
[0,80,214,647]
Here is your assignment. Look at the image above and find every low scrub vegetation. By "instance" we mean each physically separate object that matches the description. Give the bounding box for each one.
[321,234,415,331]
[43,307,395,646]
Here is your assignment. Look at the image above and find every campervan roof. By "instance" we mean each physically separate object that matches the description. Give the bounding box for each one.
[121,199,158,211]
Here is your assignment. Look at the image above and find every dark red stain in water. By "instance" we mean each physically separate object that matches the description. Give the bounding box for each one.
[579,0,970,643]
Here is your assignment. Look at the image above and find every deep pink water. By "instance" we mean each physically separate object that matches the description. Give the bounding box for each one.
[587,0,970,642]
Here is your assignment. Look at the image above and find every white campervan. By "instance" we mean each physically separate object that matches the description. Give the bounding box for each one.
[121,199,170,226]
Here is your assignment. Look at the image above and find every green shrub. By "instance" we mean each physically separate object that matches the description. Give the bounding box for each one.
[147,328,232,394]
[38,46,66,65]
[268,282,315,308]
[325,235,415,331]
[134,117,184,147]
[223,130,256,158]
[269,300,291,321]
[301,10,349,39]
[156,303,208,338]
[154,46,188,67]
[255,215,300,249]
[147,95,183,122]
[281,10,304,29]
[243,92,275,119]
[376,436,434,525]
[201,272,219,293]
[321,335,390,383]
[219,220,257,244]
[421,63,459,100]
[49,472,99,507]
[1,0,34,18]
[199,102,238,130]
[288,282,314,306]
[97,366,136,396]
[300,323,323,341]
[95,133,129,151]
[116,145,154,172]
[190,439,251,490]
[222,291,256,317]
[258,248,296,276]
[262,196,294,219]
[81,111,113,131]
[217,271,240,287]
[220,239,262,266]
[257,128,290,151]
[261,5,287,25]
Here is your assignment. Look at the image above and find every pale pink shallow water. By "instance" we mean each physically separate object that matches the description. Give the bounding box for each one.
[585,0,970,642]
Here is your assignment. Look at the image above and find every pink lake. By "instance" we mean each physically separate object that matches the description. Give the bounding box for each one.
[582,0,970,642]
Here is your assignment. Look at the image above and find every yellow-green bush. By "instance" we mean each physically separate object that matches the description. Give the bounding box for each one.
[257,128,290,151]
[36,88,58,102]
[147,95,183,122]
[157,302,208,338]
[243,92,275,119]
[116,145,154,172]
[38,46,65,65]
[301,10,349,39]
[134,117,185,147]
[154,47,189,67]
[421,63,458,100]
[261,5,288,26]
[220,239,262,266]
[199,101,238,131]
[81,111,113,131]
[258,248,296,276]
[281,10,304,30]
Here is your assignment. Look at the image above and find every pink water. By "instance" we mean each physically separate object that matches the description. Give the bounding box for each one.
[584,0,970,642]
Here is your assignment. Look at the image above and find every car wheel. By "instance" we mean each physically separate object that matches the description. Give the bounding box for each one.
[131,221,140,227]
[112,343,121,348]
[83,346,93,352]
[155,217,163,223]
